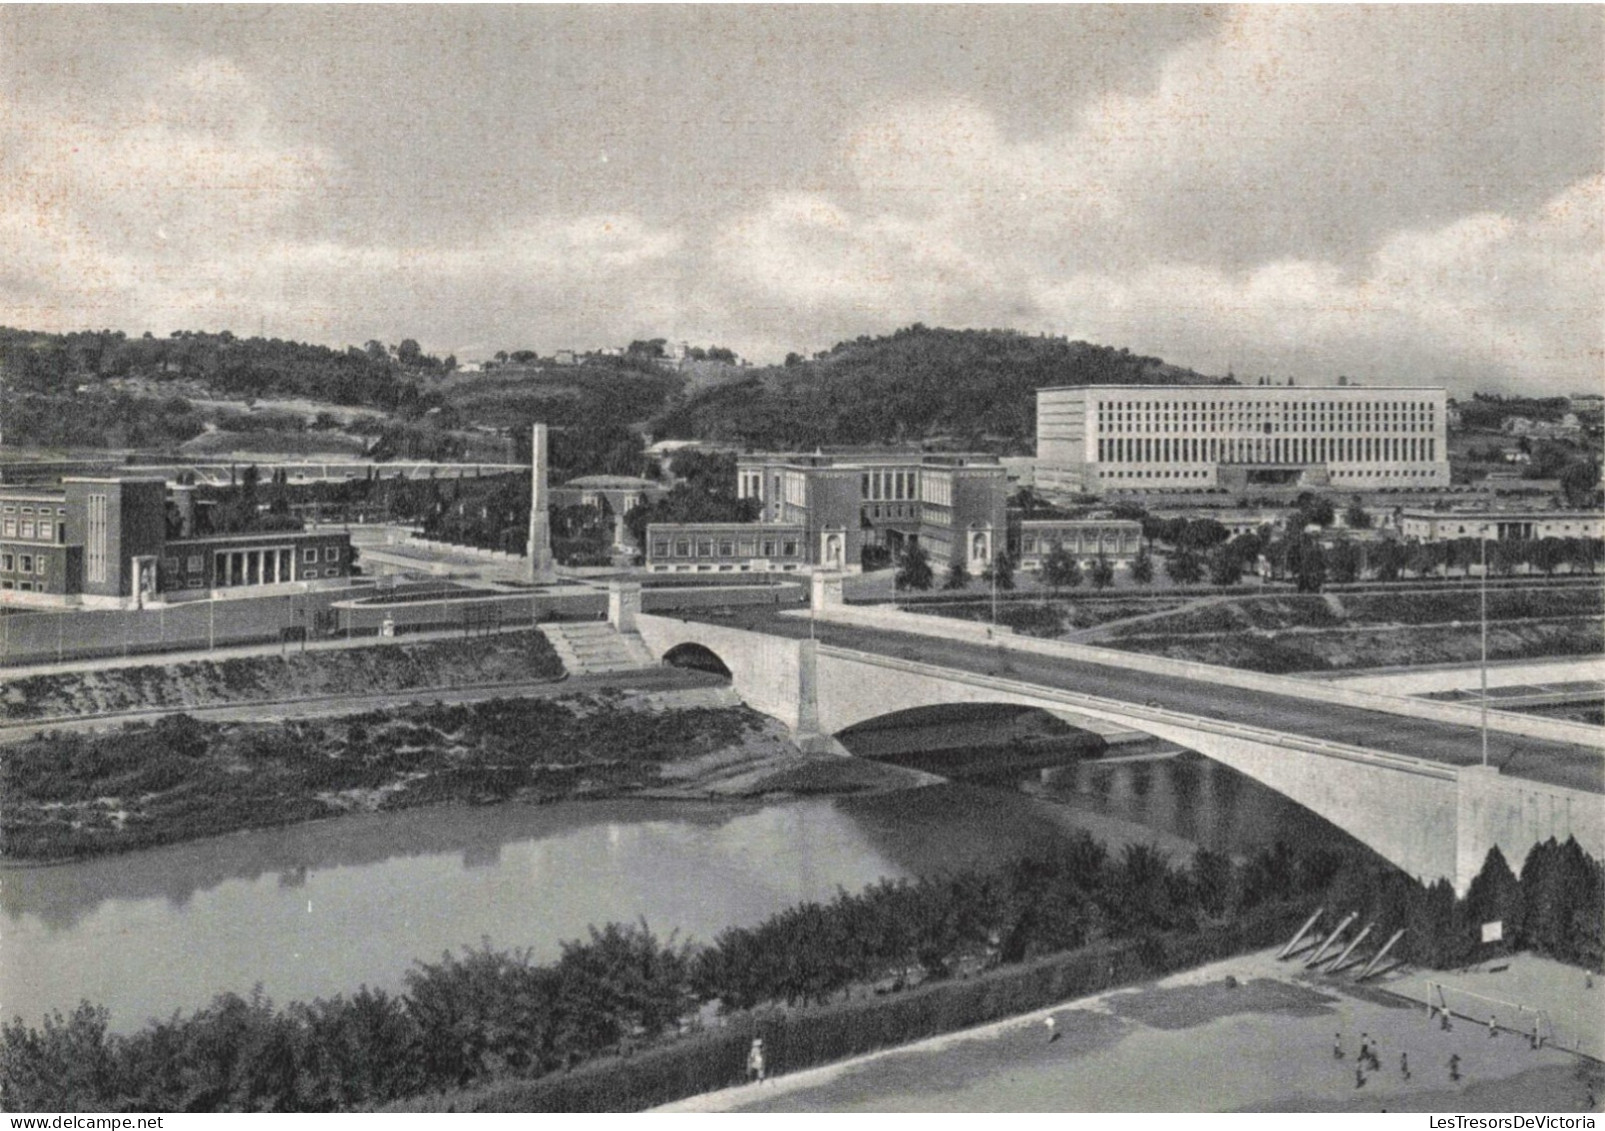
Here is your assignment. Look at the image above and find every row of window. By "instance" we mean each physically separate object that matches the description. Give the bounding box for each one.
[1095,436,1438,464]
[1,519,65,542]
[1089,398,1438,425]
[650,537,801,560]
[0,552,48,576]
[0,504,67,515]
[859,469,919,502]
[649,563,802,573]
[1018,532,1138,555]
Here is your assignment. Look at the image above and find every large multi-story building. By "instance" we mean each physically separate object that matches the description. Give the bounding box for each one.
[0,476,352,608]
[1036,385,1450,496]
[733,451,1009,572]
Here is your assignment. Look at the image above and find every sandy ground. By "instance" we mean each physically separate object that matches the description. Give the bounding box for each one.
[656,948,1603,1113]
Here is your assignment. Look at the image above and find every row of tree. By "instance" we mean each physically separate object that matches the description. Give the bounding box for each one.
[6,834,1596,1112]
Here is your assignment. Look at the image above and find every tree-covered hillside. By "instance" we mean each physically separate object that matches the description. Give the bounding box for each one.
[653,325,1222,452]
[0,328,431,411]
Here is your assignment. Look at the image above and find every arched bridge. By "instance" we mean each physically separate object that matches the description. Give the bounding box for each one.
[629,608,1603,896]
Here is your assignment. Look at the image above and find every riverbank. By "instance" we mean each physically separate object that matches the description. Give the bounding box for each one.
[0,628,565,719]
[0,687,920,863]
[662,947,1603,1113]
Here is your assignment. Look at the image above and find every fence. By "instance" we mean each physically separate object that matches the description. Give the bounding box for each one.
[0,579,810,670]
[0,591,357,668]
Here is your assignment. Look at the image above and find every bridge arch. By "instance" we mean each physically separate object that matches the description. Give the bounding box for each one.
[662,642,732,678]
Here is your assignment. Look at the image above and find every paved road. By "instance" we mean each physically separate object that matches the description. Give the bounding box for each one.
[687,608,1605,794]
[0,666,724,743]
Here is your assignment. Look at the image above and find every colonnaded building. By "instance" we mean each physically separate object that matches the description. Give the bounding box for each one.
[1036,384,1450,496]
[0,476,353,609]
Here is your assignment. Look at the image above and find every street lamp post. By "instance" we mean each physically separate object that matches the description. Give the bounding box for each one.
[1480,529,1489,768]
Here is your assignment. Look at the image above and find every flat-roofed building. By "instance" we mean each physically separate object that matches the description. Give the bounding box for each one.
[1398,509,1605,543]
[0,476,352,608]
[644,522,808,573]
[734,451,1008,572]
[1015,519,1143,572]
[1036,385,1450,496]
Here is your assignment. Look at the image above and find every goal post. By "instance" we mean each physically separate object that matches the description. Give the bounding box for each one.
[1426,981,1553,1046]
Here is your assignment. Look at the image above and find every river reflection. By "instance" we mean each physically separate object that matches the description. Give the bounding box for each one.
[1035,750,1366,859]
[1,790,1076,1031]
[3,749,1368,1033]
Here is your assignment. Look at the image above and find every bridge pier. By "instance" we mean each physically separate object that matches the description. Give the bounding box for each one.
[607,580,642,633]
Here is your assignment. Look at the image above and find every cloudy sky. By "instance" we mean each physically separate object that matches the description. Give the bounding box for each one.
[2,5,1600,394]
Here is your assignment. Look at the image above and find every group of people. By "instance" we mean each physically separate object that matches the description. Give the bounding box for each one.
[1334,1031,1409,1090]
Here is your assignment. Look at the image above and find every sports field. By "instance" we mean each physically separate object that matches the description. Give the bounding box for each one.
[659,949,1603,1113]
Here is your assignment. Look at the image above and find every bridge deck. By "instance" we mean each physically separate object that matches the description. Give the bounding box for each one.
[686,609,1605,794]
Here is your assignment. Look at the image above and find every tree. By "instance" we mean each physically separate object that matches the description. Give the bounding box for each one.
[895,543,934,594]
[1531,537,1565,577]
[1130,544,1154,585]
[1327,539,1362,584]
[942,559,970,590]
[1178,518,1229,552]
[397,339,422,367]
[981,548,1016,591]
[1165,549,1203,585]
[1406,541,1441,579]
[1344,497,1373,530]
[1289,493,1335,531]
[1370,539,1406,583]
[1290,536,1327,592]
[1040,540,1081,596]
[1207,548,1242,587]
[1560,461,1600,508]
[1089,553,1115,589]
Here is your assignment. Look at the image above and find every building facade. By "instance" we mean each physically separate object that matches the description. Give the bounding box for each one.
[1036,385,1450,496]
[733,451,1009,572]
[1014,519,1144,572]
[0,476,352,608]
[1397,510,1605,543]
[644,522,808,573]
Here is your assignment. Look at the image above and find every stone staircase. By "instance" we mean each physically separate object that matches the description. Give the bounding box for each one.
[540,621,658,675]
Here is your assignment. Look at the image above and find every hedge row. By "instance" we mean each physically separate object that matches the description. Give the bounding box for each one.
[391,902,1307,1113]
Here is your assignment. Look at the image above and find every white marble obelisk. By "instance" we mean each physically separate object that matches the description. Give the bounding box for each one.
[527,423,556,583]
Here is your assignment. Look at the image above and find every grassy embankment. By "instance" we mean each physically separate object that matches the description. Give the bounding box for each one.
[0,688,891,862]
[0,629,567,720]
[930,588,1603,672]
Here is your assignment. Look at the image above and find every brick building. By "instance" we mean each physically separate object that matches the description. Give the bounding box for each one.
[0,476,352,608]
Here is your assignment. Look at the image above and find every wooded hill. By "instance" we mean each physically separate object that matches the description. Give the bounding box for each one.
[2,324,1219,458]
[653,325,1220,452]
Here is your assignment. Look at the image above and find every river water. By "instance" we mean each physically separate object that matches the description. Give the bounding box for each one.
[2,730,1364,1032]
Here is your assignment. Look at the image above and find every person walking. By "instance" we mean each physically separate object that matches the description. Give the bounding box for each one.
[747,1037,766,1084]
[1044,1015,1060,1044]
[1333,1032,1345,1060]
[1449,1053,1462,1083]
[1489,1014,1499,1039]
[1355,1066,1366,1089]
[1401,1052,1411,1080]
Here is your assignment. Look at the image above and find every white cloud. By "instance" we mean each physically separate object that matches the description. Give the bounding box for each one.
[0,63,684,353]
[707,7,1602,390]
